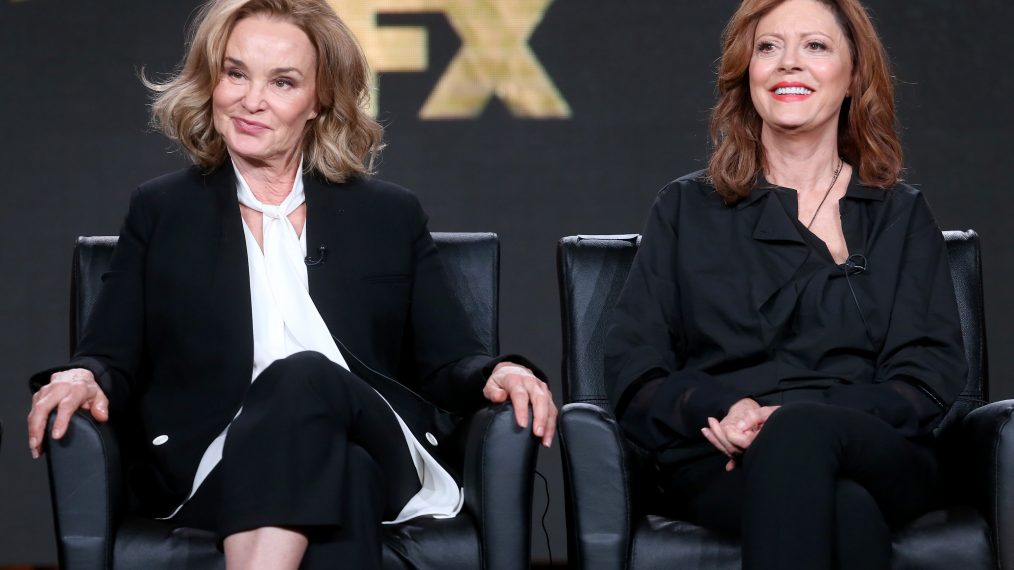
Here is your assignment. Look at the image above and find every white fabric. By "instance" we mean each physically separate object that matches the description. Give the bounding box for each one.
[160,161,463,524]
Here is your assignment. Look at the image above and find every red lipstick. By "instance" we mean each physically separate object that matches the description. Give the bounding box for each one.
[770,81,815,102]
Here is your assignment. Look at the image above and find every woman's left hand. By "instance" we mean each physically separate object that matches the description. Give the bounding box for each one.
[702,398,780,471]
[483,361,558,448]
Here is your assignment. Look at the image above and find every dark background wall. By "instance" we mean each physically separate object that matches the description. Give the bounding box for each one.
[1,0,1011,564]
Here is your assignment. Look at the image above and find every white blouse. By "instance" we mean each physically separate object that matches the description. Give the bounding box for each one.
[161,163,463,523]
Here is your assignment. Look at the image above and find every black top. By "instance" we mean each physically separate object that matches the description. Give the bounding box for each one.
[605,170,967,466]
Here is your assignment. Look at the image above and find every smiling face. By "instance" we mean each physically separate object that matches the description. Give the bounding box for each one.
[748,0,853,138]
[212,15,319,169]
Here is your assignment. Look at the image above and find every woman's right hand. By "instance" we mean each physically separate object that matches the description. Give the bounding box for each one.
[27,368,110,458]
[701,398,779,471]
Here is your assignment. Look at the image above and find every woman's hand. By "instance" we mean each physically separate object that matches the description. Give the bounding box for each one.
[701,398,779,471]
[27,368,110,459]
[483,361,558,448]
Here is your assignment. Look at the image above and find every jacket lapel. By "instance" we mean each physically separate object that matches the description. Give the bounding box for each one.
[205,166,255,382]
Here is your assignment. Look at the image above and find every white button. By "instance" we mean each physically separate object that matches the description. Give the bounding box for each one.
[425,432,438,446]
[152,435,169,446]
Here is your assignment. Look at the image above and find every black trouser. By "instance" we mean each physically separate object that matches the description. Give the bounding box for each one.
[175,351,422,570]
[662,402,939,570]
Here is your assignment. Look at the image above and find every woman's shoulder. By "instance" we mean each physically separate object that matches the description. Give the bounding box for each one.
[129,165,218,208]
[311,174,429,229]
[338,175,418,201]
[652,169,722,210]
[135,165,207,192]
[880,180,938,218]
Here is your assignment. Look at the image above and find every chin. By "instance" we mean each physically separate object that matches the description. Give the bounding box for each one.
[225,139,271,161]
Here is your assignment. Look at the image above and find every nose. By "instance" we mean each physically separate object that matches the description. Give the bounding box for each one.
[778,45,802,72]
[241,81,266,113]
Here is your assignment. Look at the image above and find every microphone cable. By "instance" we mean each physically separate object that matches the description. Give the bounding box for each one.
[333,331,557,564]
[535,469,554,566]
[840,253,876,349]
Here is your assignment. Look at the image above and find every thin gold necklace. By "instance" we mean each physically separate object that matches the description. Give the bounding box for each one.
[805,158,845,229]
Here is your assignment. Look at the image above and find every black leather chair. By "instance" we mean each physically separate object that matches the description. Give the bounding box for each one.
[45,233,538,570]
[557,231,1013,570]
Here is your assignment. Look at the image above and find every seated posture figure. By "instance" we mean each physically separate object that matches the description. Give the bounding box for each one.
[605,1,966,569]
[27,1,556,568]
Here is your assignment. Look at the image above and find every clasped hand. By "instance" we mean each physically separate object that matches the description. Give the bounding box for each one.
[701,398,780,471]
[483,361,558,448]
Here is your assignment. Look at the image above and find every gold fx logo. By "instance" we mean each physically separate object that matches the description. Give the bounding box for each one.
[329,0,571,119]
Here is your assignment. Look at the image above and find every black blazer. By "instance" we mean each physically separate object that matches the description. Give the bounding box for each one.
[605,171,967,464]
[33,165,529,511]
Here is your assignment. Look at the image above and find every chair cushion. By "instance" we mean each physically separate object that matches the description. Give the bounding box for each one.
[629,506,995,570]
[112,514,480,569]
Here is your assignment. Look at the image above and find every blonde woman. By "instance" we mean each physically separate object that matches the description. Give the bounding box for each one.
[27,0,556,567]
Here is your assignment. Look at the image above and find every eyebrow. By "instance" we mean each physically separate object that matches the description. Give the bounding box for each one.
[756,31,835,40]
[223,56,305,77]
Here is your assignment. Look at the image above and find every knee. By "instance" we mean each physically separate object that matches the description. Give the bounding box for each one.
[743,403,842,469]
[248,352,352,406]
[267,351,336,378]
[753,402,839,446]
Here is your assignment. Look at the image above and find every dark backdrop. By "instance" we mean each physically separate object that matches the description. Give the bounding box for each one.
[2,0,1011,564]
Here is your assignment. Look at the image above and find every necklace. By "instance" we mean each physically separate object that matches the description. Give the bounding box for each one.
[805,158,844,229]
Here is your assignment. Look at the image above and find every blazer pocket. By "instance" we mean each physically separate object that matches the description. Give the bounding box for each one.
[363,273,410,284]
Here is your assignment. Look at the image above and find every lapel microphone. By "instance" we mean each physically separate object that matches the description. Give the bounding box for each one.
[304,244,328,266]
[842,253,867,275]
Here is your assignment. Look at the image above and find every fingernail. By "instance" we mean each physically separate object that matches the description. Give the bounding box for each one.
[535,426,544,436]
[52,429,62,439]
[31,449,39,459]
[29,437,37,449]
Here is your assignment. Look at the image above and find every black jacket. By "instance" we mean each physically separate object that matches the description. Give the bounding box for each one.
[33,165,533,511]
[605,170,967,464]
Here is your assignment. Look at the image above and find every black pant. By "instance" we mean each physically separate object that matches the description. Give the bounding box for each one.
[175,351,422,570]
[662,402,938,570]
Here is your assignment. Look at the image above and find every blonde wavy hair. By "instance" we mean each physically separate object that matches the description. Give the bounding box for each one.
[144,0,383,182]
[708,0,902,203]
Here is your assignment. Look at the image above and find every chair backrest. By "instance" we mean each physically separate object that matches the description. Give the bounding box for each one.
[557,231,988,432]
[71,232,500,355]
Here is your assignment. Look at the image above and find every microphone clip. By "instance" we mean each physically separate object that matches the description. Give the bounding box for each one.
[841,253,867,275]
[304,245,328,266]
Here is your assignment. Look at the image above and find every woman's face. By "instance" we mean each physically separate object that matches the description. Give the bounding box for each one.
[212,16,318,167]
[748,0,853,138]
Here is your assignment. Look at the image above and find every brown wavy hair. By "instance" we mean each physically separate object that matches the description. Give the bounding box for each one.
[144,0,383,182]
[708,0,902,203]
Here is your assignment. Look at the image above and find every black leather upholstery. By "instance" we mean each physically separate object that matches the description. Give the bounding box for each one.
[558,231,1013,570]
[47,233,537,569]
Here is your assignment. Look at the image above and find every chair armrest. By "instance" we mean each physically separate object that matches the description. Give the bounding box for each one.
[46,411,122,570]
[961,399,1014,569]
[559,402,631,570]
[462,402,538,570]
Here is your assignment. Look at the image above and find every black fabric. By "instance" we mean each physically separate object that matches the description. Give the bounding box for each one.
[30,165,547,513]
[43,232,537,570]
[666,403,938,570]
[557,231,1007,570]
[605,172,967,465]
[172,352,421,547]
